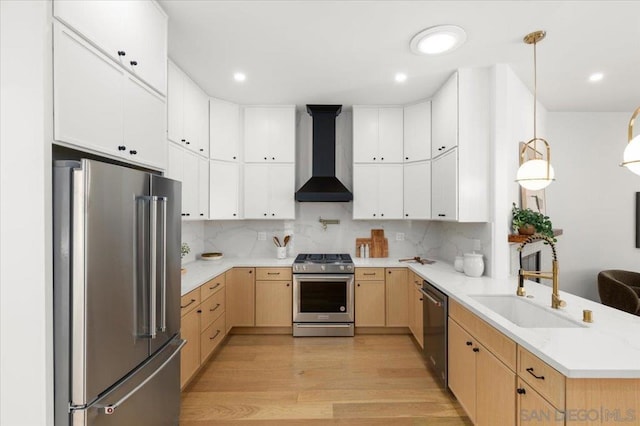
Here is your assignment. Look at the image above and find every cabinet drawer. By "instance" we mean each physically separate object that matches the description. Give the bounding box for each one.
[450,299,516,370]
[180,288,201,316]
[355,268,384,281]
[200,286,225,330]
[200,274,225,301]
[518,347,565,409]
[200,313,226,362]
[255,267,292,281]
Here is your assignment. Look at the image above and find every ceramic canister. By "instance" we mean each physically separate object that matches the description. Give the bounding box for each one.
[463,253,484,277]
[454,256,464,272]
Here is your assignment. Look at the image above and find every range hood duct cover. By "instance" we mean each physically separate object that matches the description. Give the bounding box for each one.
[295,105,353,202]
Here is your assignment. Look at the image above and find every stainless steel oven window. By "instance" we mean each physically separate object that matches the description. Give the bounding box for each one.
[293,274,354,323]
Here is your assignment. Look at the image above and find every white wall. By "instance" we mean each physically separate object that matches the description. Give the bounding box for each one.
[0,1,53,424]
[546,112,639,301]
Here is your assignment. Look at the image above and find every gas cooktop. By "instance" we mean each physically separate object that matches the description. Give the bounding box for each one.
[293,253,354,273]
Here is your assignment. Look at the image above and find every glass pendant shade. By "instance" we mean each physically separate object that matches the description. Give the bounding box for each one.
[516,159,555,190]
[622,134,640,175]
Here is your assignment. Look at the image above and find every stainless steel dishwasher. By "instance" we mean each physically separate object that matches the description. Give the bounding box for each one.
[421,280,448,389]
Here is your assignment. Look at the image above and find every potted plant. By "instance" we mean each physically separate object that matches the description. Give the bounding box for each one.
[181,243,190,273]
[511,203,556,241]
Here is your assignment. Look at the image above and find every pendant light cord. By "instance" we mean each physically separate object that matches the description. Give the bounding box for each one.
[533,38,538,154]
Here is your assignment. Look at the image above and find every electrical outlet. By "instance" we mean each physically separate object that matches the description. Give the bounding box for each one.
[257,232,266,241]
[396,232,405,241]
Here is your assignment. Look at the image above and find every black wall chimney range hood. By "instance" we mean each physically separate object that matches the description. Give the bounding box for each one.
[295,104,353,202]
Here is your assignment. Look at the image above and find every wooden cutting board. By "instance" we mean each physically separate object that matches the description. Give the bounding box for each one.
[355,230,388,258]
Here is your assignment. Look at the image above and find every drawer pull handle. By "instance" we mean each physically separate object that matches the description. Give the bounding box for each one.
[267,272,281,275]
[472,347,479,352]
[209,330,221,340]
[209,283,221,290]
[526,367,545,380]
[363,273,376,276]
[466,341,472,346]
[181,299,196,309]
[517,388,526,395]
[210,303,221,312]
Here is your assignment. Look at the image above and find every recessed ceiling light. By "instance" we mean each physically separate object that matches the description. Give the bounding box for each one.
[395,73,407,83]
[410,25,467,55]
[588,72,604,82]
[233,72,246,82]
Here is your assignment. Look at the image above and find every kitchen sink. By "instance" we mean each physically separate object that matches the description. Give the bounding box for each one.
[469,295,585,328]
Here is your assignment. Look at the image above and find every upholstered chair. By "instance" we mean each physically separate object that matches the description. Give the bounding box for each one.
[597,270,640,316]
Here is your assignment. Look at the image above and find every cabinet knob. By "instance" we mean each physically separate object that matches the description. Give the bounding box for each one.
[264,157,267,160]
[181,139,186,143]
[286,283,290,287]
[380,213,384,217]
[199,148,203,152]
[118,145,126,151]
[272,157,275,160]
[357,283,360,287]
[264,213,267,216]
[233,213,236,217]
[186,141,190,145]
[130,60,138,66]
[405,214,409,217]
[181,213,186,217]
[419,298,423,301]
[405,157,409,160]
[517,388,526,395]
[466,341,472,346]
[438,214,445,217]
[200,213,204,216]
[129,150,137,155]
[381,157,384,161]
[373,157,376,160]
[117,50,126,56]
[186,213,190,216]
[196,309,202,314]
[248,270,252,274]
[472,347,480,352]
[233,156,237,159]
[271,213,275,216]
[372,213,376,217]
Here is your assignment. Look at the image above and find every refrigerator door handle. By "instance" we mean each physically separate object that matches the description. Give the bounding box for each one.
[98,339,185,415]
[158,196,168,332]
[149,196,158,339]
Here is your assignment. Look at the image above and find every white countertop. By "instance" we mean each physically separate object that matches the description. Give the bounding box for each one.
[181,256,640,379]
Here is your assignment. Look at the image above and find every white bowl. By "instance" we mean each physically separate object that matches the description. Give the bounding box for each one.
[201,252,223,261]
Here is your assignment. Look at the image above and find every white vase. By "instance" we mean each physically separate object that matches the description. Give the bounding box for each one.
[454,256,464,272]
[463,253,484,277]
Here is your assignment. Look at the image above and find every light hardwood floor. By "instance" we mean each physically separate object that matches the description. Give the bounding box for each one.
[180,334,471,425]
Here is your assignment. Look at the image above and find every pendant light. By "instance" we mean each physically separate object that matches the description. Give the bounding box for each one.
[516,30,555,191]
[621,107,640,175]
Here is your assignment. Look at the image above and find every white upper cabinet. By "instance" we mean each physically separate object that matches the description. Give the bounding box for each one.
[53,22,165,170]
[353,106,403,163]
[167,61,209,157]
[197,157,209,219]
[53,0,167,95]
[431,72,458,158]
[210,98,240,162]
[244,106,295,163]
[430,68,490,222]
[403,101,432,162]
[403,161,431,219]
[353,164,403,219]
[243,164,295,219]
[167,143,207,220]
[209,160,241,219]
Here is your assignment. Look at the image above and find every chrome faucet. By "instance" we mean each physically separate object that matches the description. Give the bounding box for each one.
[517,234,566,309]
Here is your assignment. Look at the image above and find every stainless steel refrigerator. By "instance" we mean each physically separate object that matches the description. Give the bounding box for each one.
[53,159,184,425]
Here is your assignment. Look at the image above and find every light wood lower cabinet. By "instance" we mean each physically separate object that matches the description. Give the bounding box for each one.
[386,268,408,327]
[407,270,423,345]
[255,268,292,327]
[355,279,385,326]
[226,267,255,328]
[517,378,564,425]
[180,273,227,388]
[448,300,516,425]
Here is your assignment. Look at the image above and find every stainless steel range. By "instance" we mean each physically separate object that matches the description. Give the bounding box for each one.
[292,254,355,337]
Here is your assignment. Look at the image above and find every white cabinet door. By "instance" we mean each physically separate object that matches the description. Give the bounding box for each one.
[404,101,431,162]
[210,98,240,162]
[432,148,457,221]
[209,160,240,219]
[268,164,295,219]
[167,61,184,144]
[432,72,458,158]
[167,143,183,182]
[403,161,431,219]
[182,151,199,219]
[377,164,404,219]
[268,107,295,163]
[352,107,379,163]
[378,108,403,163]
[352,164,379,219]
[54,23,125,159]
[54,0,124,65]
[54,0,167,95]
[182,78,202,154]
[123,75,166,169]
[194,87,210,157]
[122,0,167,95]
[243,164,294,219]
[243,164,270,218]
[197,157,209,219]
[244,106,295,163]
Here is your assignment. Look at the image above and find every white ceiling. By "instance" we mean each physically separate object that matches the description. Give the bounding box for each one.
[159,1,640,112]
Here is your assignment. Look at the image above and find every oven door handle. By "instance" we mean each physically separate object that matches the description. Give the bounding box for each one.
[294,324,353,328]
[420,288,442,307]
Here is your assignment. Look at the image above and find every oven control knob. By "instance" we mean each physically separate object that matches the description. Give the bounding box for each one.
[321,265,326,271]
[340,265,345,271]
[303,265,306,271]
[347,265,353,271]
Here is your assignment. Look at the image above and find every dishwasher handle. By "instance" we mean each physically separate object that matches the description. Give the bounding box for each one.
[420,287,442,307]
